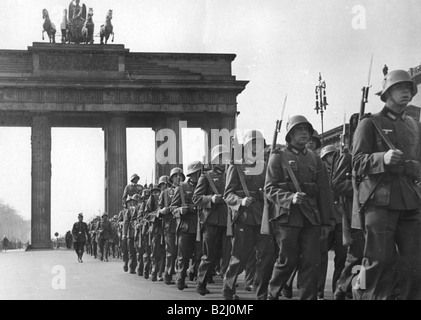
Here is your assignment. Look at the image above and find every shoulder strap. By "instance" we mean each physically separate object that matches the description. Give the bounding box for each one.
[235,164,250,197]
[371,116,396,150]
[308,149,318,182]
[279,150,302,193]
[205,172,220,195]
[407,115,420,158]
[164,189,169,208]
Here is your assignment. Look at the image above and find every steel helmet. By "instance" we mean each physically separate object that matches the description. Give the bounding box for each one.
[130,173,140,182]
[243,130,265,147]
[320,145,337,159]
[132,194,142,202]
[101,212,108,218]
[211,144,231,163]
[151,184,161,193]
[310,129,322,150]
[169,167,185,182]
[157,175,171,187]
[125,195,136,204]
[286,115,314,142]
[376,69,418,102]
[186,160,203,176]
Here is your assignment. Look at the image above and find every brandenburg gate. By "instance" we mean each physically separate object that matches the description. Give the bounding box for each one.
[0,43,248,248]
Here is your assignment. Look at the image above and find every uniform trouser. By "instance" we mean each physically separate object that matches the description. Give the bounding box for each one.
[176,233,197,281]
[122,237,137,271]
[353,207,421,300]
[74,241,85,258]
[151,232,165,277]
[336,227,365,295]
[245,249,257,287]
[223,223,275,300]
[197,225,230,286]
[164,231,177,277]
[135,238,144,275]
[268,222,321,300]
[92,241,97,257]
[99,238,110,260]
[142,233,151,275]
[318,223,347,297]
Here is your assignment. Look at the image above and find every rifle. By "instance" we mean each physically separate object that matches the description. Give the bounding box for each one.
[359,53,373,122]
[271,94,288,154]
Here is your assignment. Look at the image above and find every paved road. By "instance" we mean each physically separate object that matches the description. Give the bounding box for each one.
[0,249,334,300]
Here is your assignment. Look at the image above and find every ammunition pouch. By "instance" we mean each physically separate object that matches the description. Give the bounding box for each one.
[278,182,319,197]
[358,176,390,207]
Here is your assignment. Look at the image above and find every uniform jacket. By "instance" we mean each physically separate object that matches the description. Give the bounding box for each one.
[146,194,163,235]
[352,108,421,220]
[96,219,112,240]
[72,221,90,243]
[121,183,143,205]
[193,169,228,227]
[264,145,332,227]
[118,207,138,238]
[170,179,198,234]
[331,151,353,220]
[159,188,177,233]
[224,161,266,226]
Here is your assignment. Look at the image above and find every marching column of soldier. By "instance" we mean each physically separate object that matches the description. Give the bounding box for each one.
[71,68,421,300]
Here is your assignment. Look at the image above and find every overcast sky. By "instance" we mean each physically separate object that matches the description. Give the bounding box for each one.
[1,0,421,238]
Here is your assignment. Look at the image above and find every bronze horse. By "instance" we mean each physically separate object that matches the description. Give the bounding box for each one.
[100,10,114,45]
[42,9,56,43]
[82,8,94,44]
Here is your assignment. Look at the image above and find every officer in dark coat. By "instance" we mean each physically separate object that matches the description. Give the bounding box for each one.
[160,167,185,285]
[170,160,202,290]
[264,116,332,300]
[352,69,421,300]
[119,195,138,273]
[193,144,231,296]
[72,213,90,262]
[96,213,112,261]
[222,130,275,300]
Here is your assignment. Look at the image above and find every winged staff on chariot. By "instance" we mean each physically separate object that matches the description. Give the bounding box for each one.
[42,0,114,45]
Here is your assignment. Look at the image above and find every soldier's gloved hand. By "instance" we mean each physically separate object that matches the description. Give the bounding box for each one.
[292,192,307,204]
[160,207,170,215]
[383,149,403,166]
[181,205,189,215]
[241,197,253,207]
[212,194,223,204]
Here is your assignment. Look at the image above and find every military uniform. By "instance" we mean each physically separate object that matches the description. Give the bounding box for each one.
[118,201,138,273]
[122,182,143,207]
[352,107,421,300]
[331,151,365,299]
[146,193,165,281]
[96,216,112,261]
[264,145,332,300]
[223,161,275,300]
[72,217,90,262]
[193,168,231,295]
[170,178,199,290]
[159,187,178,285]
[137,197,152,278]
[89,220,98,258]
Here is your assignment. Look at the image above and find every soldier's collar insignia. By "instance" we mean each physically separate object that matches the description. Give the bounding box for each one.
[382,107,404,121]
[287,145,307,155]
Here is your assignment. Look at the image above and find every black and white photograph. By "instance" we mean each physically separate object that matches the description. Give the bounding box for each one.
[1,0,421,305]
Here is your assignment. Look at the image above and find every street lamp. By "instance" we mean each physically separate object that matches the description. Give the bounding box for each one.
[314,72,328,146]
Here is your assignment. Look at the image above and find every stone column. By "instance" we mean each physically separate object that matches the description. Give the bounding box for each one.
[104,115,127,217]
[153,116,183,181]
[31,115,51,249]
